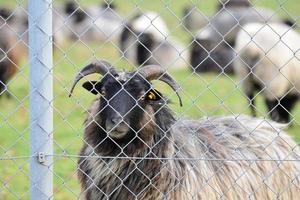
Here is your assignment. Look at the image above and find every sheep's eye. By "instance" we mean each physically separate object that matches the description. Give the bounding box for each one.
[146,91,157,100]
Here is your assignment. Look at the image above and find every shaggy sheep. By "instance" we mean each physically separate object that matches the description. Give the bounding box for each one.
[234,22,300,123]
[70,60,300,199]
[190,6,282,74]
[0,14,22,97]
[120,12,188,69]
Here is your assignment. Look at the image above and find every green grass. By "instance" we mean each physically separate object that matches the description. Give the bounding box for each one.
[0,0,300,199]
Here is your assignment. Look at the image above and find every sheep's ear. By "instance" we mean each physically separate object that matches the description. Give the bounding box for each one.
[82,81,101,95]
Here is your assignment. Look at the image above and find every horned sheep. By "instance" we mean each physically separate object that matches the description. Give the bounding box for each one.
[70,60,300,199]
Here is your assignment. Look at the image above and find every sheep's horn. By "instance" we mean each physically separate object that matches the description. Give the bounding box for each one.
[69,60,117,97]
[138,65,182,106]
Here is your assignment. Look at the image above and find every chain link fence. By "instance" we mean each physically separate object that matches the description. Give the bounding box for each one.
[0,0,300,199]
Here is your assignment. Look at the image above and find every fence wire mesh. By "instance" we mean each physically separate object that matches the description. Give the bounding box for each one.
[0,0,300,199]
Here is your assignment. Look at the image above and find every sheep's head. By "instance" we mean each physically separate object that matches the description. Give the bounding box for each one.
[70,60,182,140]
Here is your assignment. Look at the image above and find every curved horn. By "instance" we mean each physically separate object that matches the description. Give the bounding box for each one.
[138,65,182,106]
[69,60,117,97]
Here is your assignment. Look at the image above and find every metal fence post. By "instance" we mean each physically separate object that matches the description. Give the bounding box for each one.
[29,0,53,199]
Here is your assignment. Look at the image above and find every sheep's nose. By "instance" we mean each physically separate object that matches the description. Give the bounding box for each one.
[111,116,122,125]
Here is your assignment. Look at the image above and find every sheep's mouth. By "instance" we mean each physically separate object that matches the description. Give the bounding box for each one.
[105,120,130,139]
[108,130,128,139]
[107,124,130,139]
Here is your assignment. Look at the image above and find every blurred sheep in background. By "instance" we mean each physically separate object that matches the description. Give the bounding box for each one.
[120,12,188,70]
[189,1,294,74]
[58,1,123,44]
[0,9,23,97]
[234,22,300,123]
[183,0,251,33]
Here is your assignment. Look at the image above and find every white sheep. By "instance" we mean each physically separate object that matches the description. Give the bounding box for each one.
[234,22,300,123]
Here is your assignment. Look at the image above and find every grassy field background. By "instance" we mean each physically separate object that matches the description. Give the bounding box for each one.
[0,0,299,199]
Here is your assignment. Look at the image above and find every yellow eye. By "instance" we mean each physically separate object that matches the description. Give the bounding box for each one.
[147,91,157,100]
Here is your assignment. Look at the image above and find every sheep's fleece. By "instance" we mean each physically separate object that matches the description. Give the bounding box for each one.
[234,22,300,100]
[79,99,300,199]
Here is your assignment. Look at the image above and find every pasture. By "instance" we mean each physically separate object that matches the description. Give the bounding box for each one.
[0,0,299,199]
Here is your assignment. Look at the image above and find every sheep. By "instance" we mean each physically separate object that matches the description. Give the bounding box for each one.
[120,12,188,69]
[234,22,300,123]
[190,6,283,74]
[62,1,123,43]
[3,3,118,48]
[69,60,300,199]
[0,13,22,97]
